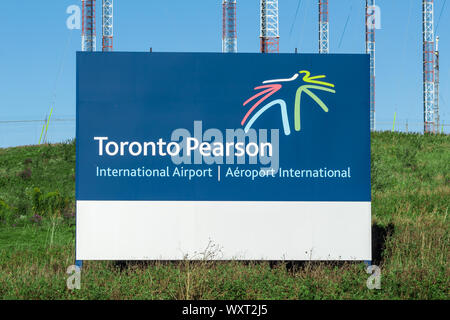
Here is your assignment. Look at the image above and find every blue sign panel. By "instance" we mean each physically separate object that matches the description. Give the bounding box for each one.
[76,52,370,203]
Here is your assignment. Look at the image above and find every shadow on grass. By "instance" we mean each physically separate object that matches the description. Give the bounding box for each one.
[371,223,395,265]
[112,223,395,272]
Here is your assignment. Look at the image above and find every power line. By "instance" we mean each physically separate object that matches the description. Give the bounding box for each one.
[296,0,310,51]
[289,0,302,39]
[0,119,75,124]
[338,4,352,49]
[435,0,447,33]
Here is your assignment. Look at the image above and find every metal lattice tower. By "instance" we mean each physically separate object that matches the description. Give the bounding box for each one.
[366,0,376,131]
[102,0,113,51]
[260,0,279,53]
[222,1,237,53]
[319,0,329,54]
[82,0,96,51]
[422,0,435,133]
[434,36,440,133]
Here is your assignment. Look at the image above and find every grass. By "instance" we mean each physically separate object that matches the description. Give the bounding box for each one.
[0,132,449,299]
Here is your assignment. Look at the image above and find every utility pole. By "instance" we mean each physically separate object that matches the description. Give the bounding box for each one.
[319,0,329,53]
[222,0,237,53]
[422,0,435,133]
[82,0,96,51]
[366,0,376,131]
[260,0,279,53]
[434,36,440,133]
[102,0,113,51]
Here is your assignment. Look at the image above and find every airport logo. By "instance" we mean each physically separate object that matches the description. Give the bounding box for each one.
[241,70,336,136]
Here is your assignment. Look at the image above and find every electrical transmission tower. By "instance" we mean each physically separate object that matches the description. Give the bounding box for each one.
[260,0,279,53]
[422,0,435,134]
[319,0,329,53]
[82,0,96,51]
[434,36,440,133]
[102,0,113,51]
[366,0,376,131]
[222,0,237,53]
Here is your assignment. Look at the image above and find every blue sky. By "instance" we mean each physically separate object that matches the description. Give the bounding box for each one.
[0,0,449,147]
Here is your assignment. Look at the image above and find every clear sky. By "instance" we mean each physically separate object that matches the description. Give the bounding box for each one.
[0,0,448,147]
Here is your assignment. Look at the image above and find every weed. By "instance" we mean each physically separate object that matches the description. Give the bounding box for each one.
[0,200,14,224]
[17,168,32,180]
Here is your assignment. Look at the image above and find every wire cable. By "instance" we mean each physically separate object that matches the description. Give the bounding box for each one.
[289,0,302,39]
[435,0,447,34]
[338,3,352,49]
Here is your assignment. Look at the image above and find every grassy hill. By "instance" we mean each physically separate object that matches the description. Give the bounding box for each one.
[0,132,448,299]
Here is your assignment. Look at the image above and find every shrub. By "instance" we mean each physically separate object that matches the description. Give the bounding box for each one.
[61,140,75,162]
[397,145,418,169]
[32,187,43,214]
[15,198,30,216]
[40,145,53,160]
[30,214,42,224]
[371,152,393,192]
[32,188,68,217]
[18,167,32,180]
[43,191,66,217]
[0,199,14,223]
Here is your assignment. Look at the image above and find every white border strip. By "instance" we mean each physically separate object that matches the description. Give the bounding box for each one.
[76,201,371,260]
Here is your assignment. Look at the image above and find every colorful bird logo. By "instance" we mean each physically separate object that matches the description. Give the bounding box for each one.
[241,70,336,135]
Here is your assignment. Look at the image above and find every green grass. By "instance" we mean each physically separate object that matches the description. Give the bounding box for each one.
[0,132,449,299]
